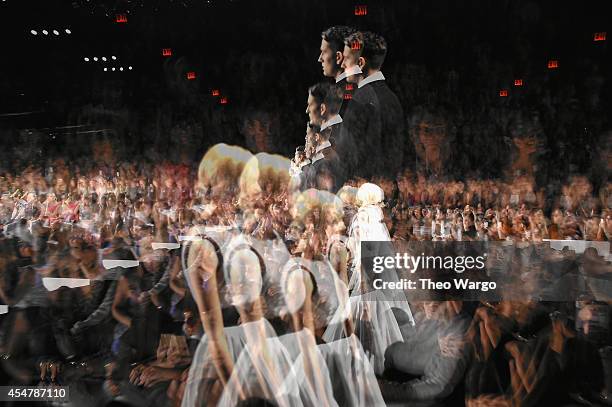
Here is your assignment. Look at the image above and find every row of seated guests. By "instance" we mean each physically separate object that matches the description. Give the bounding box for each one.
[0,143,610,407]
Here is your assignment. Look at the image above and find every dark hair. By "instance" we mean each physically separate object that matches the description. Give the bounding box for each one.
[308,82,330,107]
[307,121,321,133]
[323,85,343,116]
[361,31,388,70]
[321,26,356,55]
[308,82,341,116]
[236,398,277,407]
[344,31,364,52]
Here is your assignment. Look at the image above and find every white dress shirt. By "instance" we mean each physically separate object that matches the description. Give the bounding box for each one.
[358,71,385,88]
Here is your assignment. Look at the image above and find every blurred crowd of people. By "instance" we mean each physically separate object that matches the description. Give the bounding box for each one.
[0,142,610,406]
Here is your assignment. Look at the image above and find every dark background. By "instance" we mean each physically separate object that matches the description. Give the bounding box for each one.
[0,0,610,182]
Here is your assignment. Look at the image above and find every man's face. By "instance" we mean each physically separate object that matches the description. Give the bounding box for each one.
[318,39,338,78]
[306,94,322,125]
[341,45,361,83]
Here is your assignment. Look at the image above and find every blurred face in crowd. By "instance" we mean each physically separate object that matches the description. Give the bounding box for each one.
[318,39,340,78]
[552,209,563,225]
[417,121,446,161]
[423,301,444,319]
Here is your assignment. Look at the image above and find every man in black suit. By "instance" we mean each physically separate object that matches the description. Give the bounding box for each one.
[301,83,348,192]
[318,26,356,117]
[306,125,344,193]
[342,31,408,179]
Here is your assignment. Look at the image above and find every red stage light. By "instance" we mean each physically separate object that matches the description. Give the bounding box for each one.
[220,97,228,104]
[547,60,559,69]
[211,89,220,96]
[594,32,607,41]
[187,71,196,80]
[499,90,508,97]
[514,79,523,86]
[162,48,172,57]
[345,84,354,91]
[354,5,367,16]
[344,93,352,100]
[115,14,128,23]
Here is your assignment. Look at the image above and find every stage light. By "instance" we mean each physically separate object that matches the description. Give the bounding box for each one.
[111,55,117,60]
[52,30,59,35]
[84,57,89,61]
[162,48,172,56]
[31,30,37,35]
[112,67,115,71]
[93,57,98,61]
[65,29,71,34]
[499,90,508,97]
[594,32,606,41]
[211,89,220,96]
[128,66,132,70]
[116,14,128,23]
[119,67,123,71]
[514,79,523,86]
[42,30,48,35]
[104,67,107,71]
[187,71,196,80]
[547,60,559,69]
[354,5,367,16]
[220,97,228,104]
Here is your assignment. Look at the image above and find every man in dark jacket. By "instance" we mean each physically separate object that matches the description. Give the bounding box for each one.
[318,26,357,117]
[342,31,408,179]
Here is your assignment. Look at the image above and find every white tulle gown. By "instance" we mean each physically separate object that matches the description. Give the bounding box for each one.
[323,204,414,375]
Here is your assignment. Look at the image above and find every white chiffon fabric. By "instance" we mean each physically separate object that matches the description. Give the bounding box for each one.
[318,334,385,407]
[322,290,403,375]
[281,257,351,330]
[346,204,390,292]
[326,204,414,375]
[181,318,277,407]
[279,330,339,407]
[217,335,302,407]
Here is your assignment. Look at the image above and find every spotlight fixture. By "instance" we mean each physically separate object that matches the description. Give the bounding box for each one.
[112,67,115,71]
[42,30,48,35]
[128,66,132,70]
[93,57,98,61]
[52,30,59,35]
[111,56,117,60]
[65,29,71,34]
[31,30,37,35]
[119,67,123,71]
[102,57,107,61]
[84,57,90,62]
[104,67,108,71]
